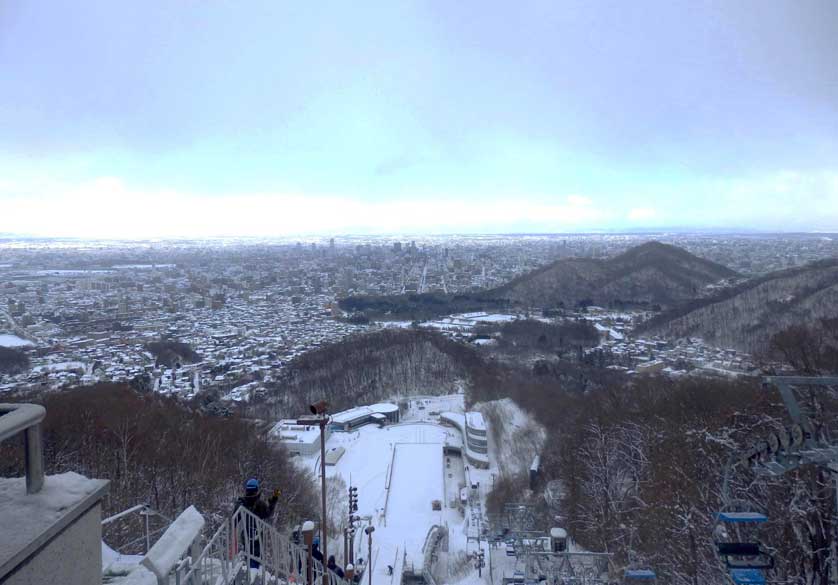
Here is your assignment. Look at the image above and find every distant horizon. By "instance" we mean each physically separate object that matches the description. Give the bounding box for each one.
[1,227,836,243]
[1,1,836,238]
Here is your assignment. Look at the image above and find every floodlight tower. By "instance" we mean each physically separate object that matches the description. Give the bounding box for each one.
[301,400,330,563]
[348,485,359,564]
[365,526,375,585]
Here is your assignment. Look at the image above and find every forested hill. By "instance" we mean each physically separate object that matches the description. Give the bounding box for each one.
[260,329,482,419]
[338,241,737,320]
[638,257,838,352]
[489,240,737,309]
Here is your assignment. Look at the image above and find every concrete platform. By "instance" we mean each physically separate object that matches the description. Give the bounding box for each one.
[0,472,109,584]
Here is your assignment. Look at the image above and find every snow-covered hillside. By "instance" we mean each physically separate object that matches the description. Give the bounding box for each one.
[475,398,546,478]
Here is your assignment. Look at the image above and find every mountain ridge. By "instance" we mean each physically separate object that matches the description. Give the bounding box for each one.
[638,257,838,352]
[338,241,737,318]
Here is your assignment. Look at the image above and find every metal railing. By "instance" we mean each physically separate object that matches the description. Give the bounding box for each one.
[102,503,173,555]
[181,506,351,585]
[0,403,46,494]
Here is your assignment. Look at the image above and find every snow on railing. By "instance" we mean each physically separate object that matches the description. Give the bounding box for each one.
[178,509,241,585]
[0,403,46,494]
[141,505,205,584]
[181,505,351,585]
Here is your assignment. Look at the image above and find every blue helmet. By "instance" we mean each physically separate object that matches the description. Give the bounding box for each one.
[245,478,260,496]
[313,536,320,547]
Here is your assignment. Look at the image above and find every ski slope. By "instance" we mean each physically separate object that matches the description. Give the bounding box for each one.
[384,443,444,567]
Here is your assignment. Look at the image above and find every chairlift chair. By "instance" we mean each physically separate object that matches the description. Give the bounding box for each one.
[714,506,774,584]
[623,568,656,583]
[728,569,767,585]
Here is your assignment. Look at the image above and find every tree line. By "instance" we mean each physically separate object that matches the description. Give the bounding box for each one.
[0,383,318,552]
[256,329,481,419]
[0,346,29,374]
[477,367,838,585]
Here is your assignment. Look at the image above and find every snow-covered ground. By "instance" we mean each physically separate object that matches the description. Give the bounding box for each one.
[385,443,444,565]
[0,333,34,347]
[296,392,496,585]
[475,398,546,478]
[102,541,144,578]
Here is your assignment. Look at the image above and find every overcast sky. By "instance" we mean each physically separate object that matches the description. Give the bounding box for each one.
[1,0,836,237]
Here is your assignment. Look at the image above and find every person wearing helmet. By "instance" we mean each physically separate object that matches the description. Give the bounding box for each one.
[311,535,324,563]
[235,478,280,520]
[234,478,280,568]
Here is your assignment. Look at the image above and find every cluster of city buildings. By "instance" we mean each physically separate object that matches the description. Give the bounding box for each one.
[0,236,579,396]
[1,233,828,397]
[573,307,761,378]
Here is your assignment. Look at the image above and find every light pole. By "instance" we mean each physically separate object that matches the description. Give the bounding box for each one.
[302,400,330,565]
[365,526,375,585]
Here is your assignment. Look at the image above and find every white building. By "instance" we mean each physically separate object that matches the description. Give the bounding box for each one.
[268,419,330,457]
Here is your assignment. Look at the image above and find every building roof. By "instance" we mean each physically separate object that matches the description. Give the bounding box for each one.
[269,420,321,445]
[465,411,486,431]
[330,402,398,425]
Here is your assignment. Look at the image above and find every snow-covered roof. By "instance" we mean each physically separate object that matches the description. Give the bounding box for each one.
[269,420,321,445]
[465,411,486,432]
[369,403,399,415]
[331,402,398,425]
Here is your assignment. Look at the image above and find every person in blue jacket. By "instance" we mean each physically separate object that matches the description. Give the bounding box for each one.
[234,478,279,568]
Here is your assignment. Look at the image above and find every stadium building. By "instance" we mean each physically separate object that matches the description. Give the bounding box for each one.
[328,403,400,432]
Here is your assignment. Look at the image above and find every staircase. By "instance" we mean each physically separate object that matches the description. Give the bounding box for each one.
[140,506,352,585]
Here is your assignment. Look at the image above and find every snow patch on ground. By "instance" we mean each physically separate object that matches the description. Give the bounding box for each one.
[102,541,143,576]
[0,333,33,347]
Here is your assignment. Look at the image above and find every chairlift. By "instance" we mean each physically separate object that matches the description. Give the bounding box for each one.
[728,568,767,585]
[624,568,656,582]
[714,504,773,584]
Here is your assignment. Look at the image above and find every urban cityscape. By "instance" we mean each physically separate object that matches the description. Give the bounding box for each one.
[2,1,837,585]
[2,233,829,398]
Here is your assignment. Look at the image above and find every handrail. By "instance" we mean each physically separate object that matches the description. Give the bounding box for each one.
[102,503,173,555]
[102,503,149,525]
[0,403,46,494]
[181,505,352,585]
